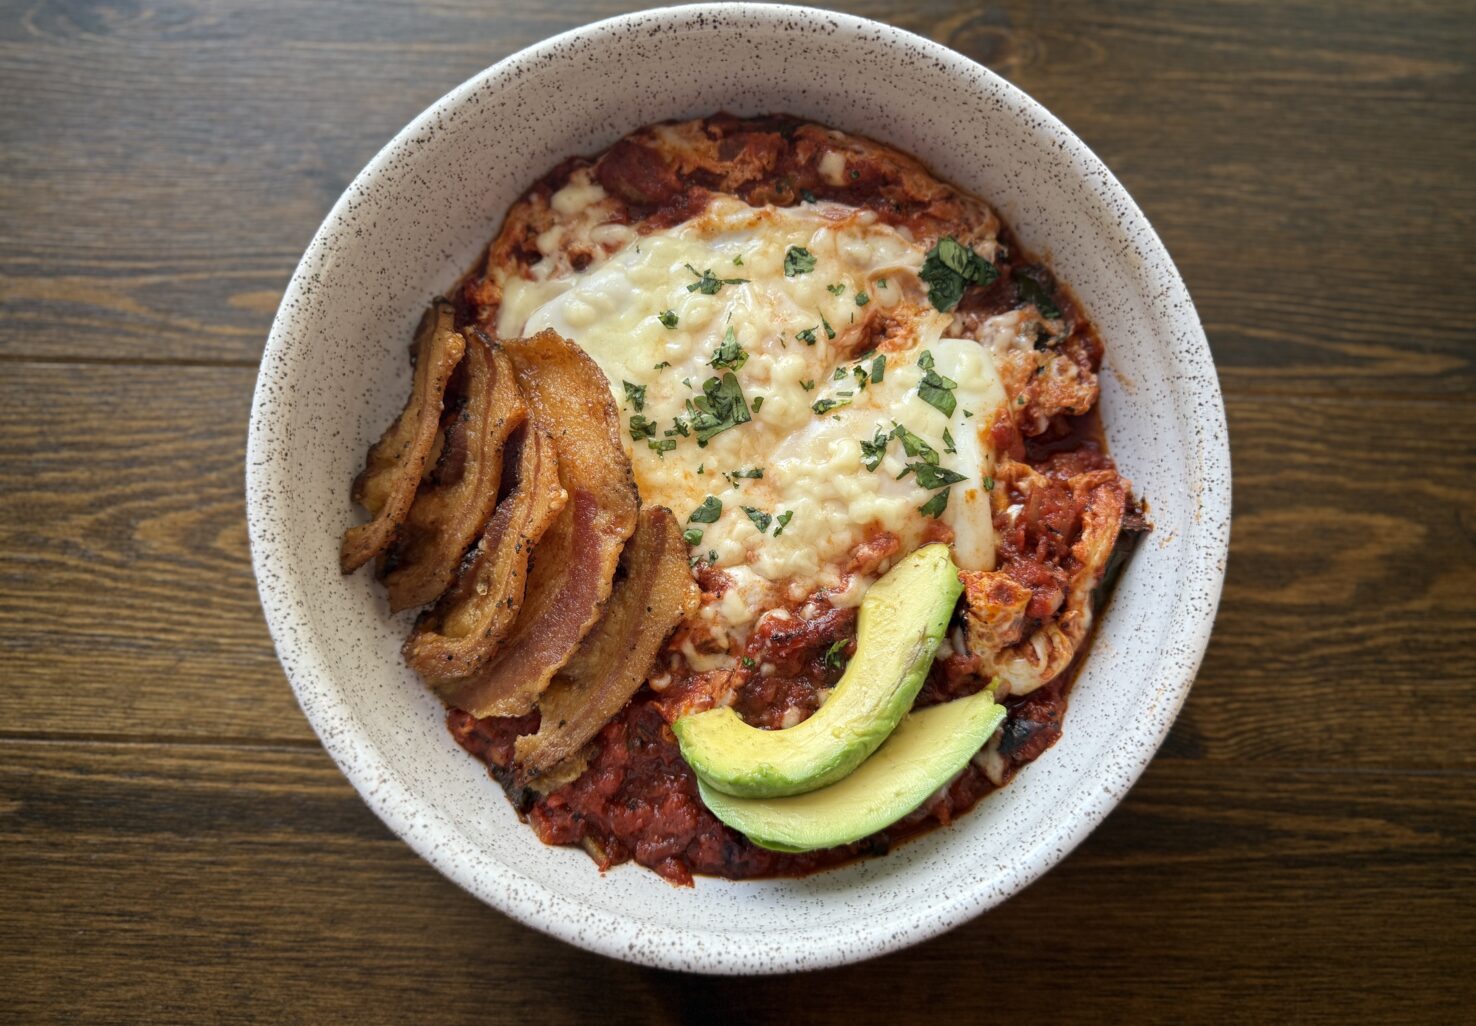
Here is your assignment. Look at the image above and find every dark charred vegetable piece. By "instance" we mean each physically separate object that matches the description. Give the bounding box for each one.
[514,506,699,783]
[403,426,566,685]
[383,331,528,611]
[444,330,639,718]
[341,299,465,574]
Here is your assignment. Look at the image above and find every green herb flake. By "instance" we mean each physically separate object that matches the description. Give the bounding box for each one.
[919,236,998,312]
[918,487,951,518]
[774,510,794,536]
[1014,267,1063,320]
[784,246,817,277]
[859,427,890,471]
[917,351,959,417]
[686,263,750,295]
[733,253,745,266]
[742,506,773,533]
[742,656,756,669]
[811,396,853,415]
[682,528,704,546]
[796,326,818,345]
[710,326,748,371]
[800,379,815,391]
[752,395,764,412]
[622,380,646,412]
[877,278,888,288]
[628,414,657,442]
[649,438,677,455]
[657,309,679,329]
[891,423,939,465]
[963,409,975,418]
[654,360,671,370]
[942,427,957,454]
[820,313,836,340]
[801,189,817,203]
[983,475,995,492]
[688,495,723,524]
[855,291,870,307]
[833,366,848,382]
[908,463,967,489]
[870,354,886,384]
[688,373,752,445]
[827,282,846,296]
[824,638,849,670]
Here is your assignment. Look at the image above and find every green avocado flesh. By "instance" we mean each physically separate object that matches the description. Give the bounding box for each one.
[672,543,963,799]
[696,686,1006,852]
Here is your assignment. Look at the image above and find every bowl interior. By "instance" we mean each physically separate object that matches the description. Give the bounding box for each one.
[247,3,1229,974]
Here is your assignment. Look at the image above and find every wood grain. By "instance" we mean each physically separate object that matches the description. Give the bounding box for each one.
[2,0,1474,1019]
[2,741,1470,1024]
[2,0,1472,391]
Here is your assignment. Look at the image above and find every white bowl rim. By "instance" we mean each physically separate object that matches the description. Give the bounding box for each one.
[247,2,1230,974]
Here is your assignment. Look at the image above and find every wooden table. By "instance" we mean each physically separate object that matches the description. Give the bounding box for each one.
[2,1,1472,1021]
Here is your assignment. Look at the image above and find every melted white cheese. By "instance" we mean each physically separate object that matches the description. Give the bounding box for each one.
[497,195,1008,632]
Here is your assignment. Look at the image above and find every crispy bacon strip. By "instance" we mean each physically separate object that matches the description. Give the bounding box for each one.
[513,506,699,783]
[444,330,639,717]
[403,426,566,684]
[341,300,465,574]
[383,331,528,611]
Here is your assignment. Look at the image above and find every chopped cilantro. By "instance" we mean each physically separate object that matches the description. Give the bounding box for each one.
[657,309,679,329]
[870,354,886,384]
[827,282,846,296]
[751,395,764,412]
[833,366,848,382]
[688,373,752,445]
[742,506,773,532]
[916,351,959,417]
[983,475,995,492]
[918,487,951,518]
[855,291,870,307]
[708,549,718,564]
[710,326,748,371]
[665,414,690,438]
[824,638,849,670]
[1014,266,1063,320]
[688,495,722,523]
[682,528,704,546]
[732,467,764,479]
[963,409,975,418]
[820,313,836,340]
[801,379,815,391]
[859,427,890,471]
[654,360,671,370]
[742,656,756,669]
[733,253,745,266]
[796,326,818,345]
[811,396,852,415]
[649,438,677,455]
[877,278,888,288]
[907,463,967,489]
[622,380,646,412]
[943,427,957,454]
[686,263,750,295]
[628,414,656,442]
[891,423,939,465]
[784,246,817,277]
[774,510,794,536]
[919,236,998,312]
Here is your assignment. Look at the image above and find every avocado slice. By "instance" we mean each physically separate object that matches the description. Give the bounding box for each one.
[672,543,962,798]
[696,686,1006,852]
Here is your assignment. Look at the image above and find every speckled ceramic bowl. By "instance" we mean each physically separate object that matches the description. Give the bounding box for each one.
[246,3,1229,974]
